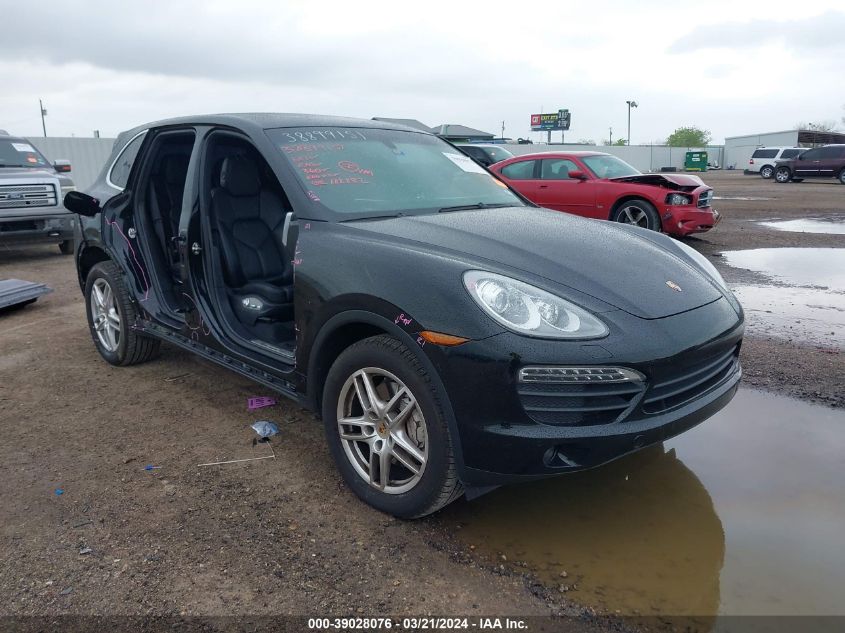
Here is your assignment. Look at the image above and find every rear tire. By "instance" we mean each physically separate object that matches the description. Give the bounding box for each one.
[59,240,74,255]
[838,169,845,185]
[84,261,161,366]
[322,335,462,518]
[775,167,792,183]
[760,165,774,179]
[612,199,661,232]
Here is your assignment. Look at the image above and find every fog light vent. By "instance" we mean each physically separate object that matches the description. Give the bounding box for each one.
[519,366,643,384]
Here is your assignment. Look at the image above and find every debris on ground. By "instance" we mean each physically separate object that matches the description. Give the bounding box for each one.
[248,396,277,410]
[0,278,53,310]
[251,420,279,439]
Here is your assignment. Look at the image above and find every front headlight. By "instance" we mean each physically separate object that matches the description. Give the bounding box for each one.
[463,270,609,339]
[674,241,729,291]
[666,193,692,205]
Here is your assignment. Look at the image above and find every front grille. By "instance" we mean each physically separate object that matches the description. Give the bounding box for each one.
[642,345,739,414]
[517,380,644,426]
[0,183,58,209]
[697,189,713,208]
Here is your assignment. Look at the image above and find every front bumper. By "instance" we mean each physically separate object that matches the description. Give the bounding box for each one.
[0,213,75,245]
[661,205,718,236]
[429,297,744,486]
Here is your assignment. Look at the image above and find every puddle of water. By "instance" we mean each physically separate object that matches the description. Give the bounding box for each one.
[720,248,845,347]
[713,196,773,201]
[722,248,845,291]
[759,217,845,235]
[731,286,845,348]
[444,390,845,620]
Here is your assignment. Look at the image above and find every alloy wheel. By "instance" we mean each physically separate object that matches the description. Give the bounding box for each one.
[775,168,791,183]
[760,166,774,179]
[617,205,651,228]
[336,367,428,494]
[90,278,121,352]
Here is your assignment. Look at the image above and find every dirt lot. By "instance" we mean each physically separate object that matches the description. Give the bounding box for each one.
[0,170,842,626]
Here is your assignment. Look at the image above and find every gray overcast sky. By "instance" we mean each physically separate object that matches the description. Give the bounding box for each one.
[2,0,844,143]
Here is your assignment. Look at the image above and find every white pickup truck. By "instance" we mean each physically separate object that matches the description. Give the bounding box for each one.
[0,130,77,254]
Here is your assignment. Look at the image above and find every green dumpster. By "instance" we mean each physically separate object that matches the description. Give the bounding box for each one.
[684,151,708,172]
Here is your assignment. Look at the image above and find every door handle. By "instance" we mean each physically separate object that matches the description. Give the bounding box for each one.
[539,185,549,189]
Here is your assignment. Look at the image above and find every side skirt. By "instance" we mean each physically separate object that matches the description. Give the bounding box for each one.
[139,320,304,405]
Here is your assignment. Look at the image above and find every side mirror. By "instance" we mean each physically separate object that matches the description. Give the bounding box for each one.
[54,159,72,173]
[568,170,588,180]
[64,191,101,216]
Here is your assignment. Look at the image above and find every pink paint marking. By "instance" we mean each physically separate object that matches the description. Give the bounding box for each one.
[395,313,412,326]
[416,335,426,348]
[106,219,150,302]
[248,396,277,410]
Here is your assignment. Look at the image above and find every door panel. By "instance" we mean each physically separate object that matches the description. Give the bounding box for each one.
[793,150,820,177]
[534,158,598,216]
[100,147,177,326]
[498,159,543,202]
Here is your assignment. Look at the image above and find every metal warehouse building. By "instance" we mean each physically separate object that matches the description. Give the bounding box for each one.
[724,129,845,172]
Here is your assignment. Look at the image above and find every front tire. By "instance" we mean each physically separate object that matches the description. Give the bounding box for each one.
[84,261,161,366]
[59,240,74,255]
[775,167,792,183]
[760,165,774,179]
[612,199,661,232]
[322,335,462,518]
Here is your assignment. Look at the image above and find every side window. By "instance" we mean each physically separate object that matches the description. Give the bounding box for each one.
[780,149,802,159]
[109,132,147,189]
[817,146,843,159]
[541,159,579,180]
[752,149,778,159]
[500,160,537,180]
[461,147,482,160]
[800,148,820,161]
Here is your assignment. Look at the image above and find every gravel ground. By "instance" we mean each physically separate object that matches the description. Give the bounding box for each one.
[0,171,841,625]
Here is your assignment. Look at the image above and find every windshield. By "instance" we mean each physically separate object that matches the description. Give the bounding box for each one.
[266,127,524,219]
[479,145,514,163]
[581,154,640,179]
[0,139,50,168]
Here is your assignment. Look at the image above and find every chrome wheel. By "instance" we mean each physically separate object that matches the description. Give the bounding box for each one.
[617,205,650,228]
[760,166,774,179]
[775,168,791,183]
[89,278,120,352]
[336,367,428,494]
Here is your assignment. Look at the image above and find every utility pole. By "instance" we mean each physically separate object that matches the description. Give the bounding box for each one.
[609,127,613,145]
[39,99,48,137]
[626,100,638,146]
[501,120,505,140]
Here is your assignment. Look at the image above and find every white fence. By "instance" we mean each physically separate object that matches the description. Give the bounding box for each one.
[500,143,726,173]
[26,137,116,190]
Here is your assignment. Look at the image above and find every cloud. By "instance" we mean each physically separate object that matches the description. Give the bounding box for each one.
[669,10,845,54]
[2,1,844,143]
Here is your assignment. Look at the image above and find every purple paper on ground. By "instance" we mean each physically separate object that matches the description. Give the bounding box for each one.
[248,396,277,410]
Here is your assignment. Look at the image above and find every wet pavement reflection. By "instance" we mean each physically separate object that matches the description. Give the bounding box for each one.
[721,248,845,348]
[759,216,845,235]
[443,390,845,620]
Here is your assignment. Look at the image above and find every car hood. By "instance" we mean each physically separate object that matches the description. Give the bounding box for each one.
[609,173,706,190]
[351,207,723,319]
[0,167,58,179]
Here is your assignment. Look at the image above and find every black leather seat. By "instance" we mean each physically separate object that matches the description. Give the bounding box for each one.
[149,153,189,264]
[211,155,293,324]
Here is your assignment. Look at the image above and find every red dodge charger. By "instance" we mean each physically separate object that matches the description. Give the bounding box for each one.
[490,151,718,237]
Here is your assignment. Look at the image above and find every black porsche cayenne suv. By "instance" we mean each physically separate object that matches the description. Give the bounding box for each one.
[65,114,743,518]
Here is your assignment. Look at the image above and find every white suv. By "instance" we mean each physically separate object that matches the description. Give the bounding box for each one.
[746,147,804,179]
